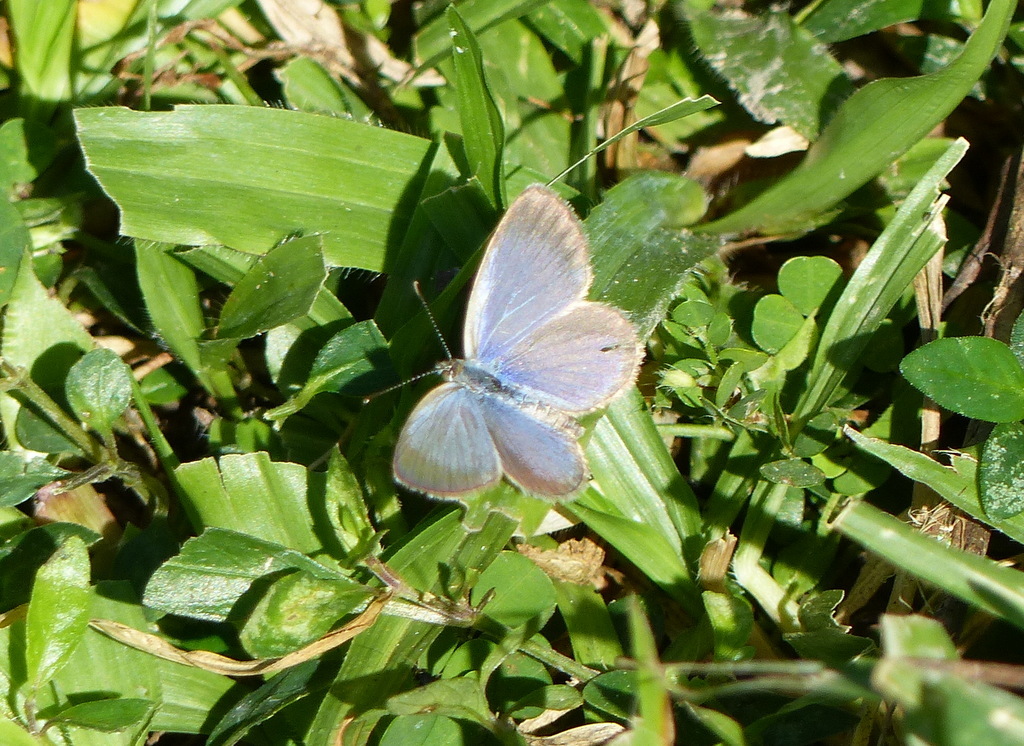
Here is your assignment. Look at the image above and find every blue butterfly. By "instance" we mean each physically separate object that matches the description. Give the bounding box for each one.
[393,185,642,499]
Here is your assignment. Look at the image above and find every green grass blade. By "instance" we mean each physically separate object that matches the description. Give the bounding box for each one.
[830,498,1024,631]
[75,106,433,271]
[447,7,505,207]
[701,0,1011,234]
[793,139,968,424]
[551,96,719,197]
[8,0,75,120]
[844,427,1024,546]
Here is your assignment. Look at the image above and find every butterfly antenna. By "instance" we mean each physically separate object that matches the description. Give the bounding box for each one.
[413,280,454,360]
[362,281,452,404]
[362,369,436,404]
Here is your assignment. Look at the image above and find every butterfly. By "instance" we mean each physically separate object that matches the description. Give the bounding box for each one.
[392,185,642,499]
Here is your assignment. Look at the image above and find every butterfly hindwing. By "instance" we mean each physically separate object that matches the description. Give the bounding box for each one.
[393,383,502,496]
[478,394,587,498]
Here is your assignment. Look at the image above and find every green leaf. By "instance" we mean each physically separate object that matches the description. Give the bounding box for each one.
[216,235,327,340]
[0,453,69,508]
[42,698,154,733]
[701,0,1012,234]
[784,590,874,664]
[879,614,957,659]
[0,200,29,308]
[830,499,1024,631]
[488,651,553,717]
[759,458,826,487]
[8,0,75,119]
[844,427,1024,545]
[26,535,91,689]
[380,715,465,746]
[688,7,850,138]
[447,7,505,206]
[28,581,244,736]
[239,571,375,658]
[586,172,722,339]
[553,580,622,670]
[2,256,93,393]
[324,450,379,564]
[587,391,698,549]
[752,295,805,354]
[173,453,334,552]
[0,719,42,746]
[793,139,966,423]
[703,590,754,661]
[76,105,433,270]
[802,0,975,44]
[777,256,844,315]
[0,119,56,190]
[206,661,319,746]
[583,670,636,720]
[507,684,582,715]
[143,528,343,622]
[65,348,133,441]
[900,337,1024,423]
[979,422,1024,519]
[277,57,370,120]
[321,511,515,730]
[471,551,556,630]
[265,320,396,422]
[387,677,492,725]
[135,241,209,383]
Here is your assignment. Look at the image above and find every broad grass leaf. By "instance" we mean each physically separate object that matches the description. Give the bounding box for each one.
[76,106,432,271]
[143,528,343,622]
[688,6,851,139]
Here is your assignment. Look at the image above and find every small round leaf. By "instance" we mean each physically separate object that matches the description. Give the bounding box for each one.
[760,458,825,487]
[980,422,1024,519]
[752,294,804,354]
[777,256,843,315]
[900,337,1024,423]
[65,348,132,438]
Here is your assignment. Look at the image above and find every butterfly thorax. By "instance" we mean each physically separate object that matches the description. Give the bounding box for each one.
[436,358,503,394]
[437,359,583,437]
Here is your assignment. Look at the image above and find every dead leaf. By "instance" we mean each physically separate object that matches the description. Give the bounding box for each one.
[519,538,606,588]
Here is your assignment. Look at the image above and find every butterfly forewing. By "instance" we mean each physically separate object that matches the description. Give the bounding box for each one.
[464,186,591,362]
[393,383,502,496]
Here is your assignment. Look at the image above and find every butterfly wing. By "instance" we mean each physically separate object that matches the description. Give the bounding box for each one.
[393,382,502,496]
[464,185,591,362]
[487,301,642,414]
[463,184,641,414]
[478,395,587,498]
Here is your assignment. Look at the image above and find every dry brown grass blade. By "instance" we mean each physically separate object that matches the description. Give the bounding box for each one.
[89,591,390,677]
